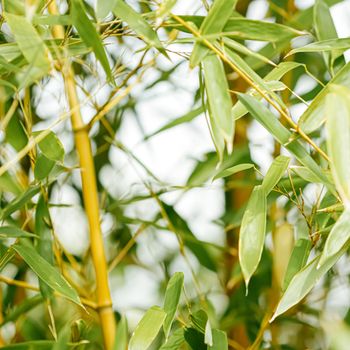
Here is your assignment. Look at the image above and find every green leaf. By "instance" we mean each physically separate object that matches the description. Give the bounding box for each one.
[157,0,177,23]
[288,38,350,56]
[213,163,254,181]
[314,0,345,74]
[113,0,165,53]
[223,18,304,42]
[4,12,50,77]
[1,295,43,326]
[291,166,328,184]
[261,155,290,194]
[298,62,350,134]
[35,194,55,298]
[162,203,217,271]
[160,328,185,350]
[326,85,350,203]
[33,130,65,163]
[237,93,335,193]
[0,172,23,195]
[53,325,71,350]
[34,154,55,181]
[190,0,238,67]
[97,0,118,19]
[129,306,166,350]
[0,341,55,349]
[282,238,312,291]
[184,327,206,350]
[318,209,350,267]
[0,185,41,220]
[239,185,267,289]
[113,316,128,350]
[5,112,28,152]
[12,240,82,307]
[163,272,184,339]
[0,226,37,239]
[71,0,112,81]
[209,329,228,350]
[223,37,276,66]
[144,106,203,140]
[203,54,233,152]
[271,239,350,322]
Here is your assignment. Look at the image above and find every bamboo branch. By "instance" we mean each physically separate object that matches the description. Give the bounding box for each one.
[47,2,116,349]
[0,275,97,309]
[171,14,330,162]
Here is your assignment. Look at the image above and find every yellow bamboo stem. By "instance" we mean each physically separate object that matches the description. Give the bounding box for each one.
[47,2,116,349]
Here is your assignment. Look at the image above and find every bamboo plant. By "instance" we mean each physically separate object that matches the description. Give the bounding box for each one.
[1,0,350,349]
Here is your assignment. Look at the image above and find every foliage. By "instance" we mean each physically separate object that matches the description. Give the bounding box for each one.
[0,0,350,349]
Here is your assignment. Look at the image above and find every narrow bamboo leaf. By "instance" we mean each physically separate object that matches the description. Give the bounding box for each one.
[71,0,112,80]
[1,295,43,326]
[0,226,37,239]
[97,0,118,19]
[12,240,82,307]
[318,210,350,267]
[231,62,302,122]
[163,272,184,339]
[288,38,350,56]
[0,341,55,349]
[4,12,50,76]
[239,185,267,289]
[5,112,28,152]
[314,0,345,73]
[223,37,276,66]
[184,327,208,350]
[162,203,217,271]
[213,163,254,181]
[0,247,15,273]
[190,309,208,334]
[35,195,55,298]
[208,329,228,350]
[237,93,335,193]
[291,166,329,184]
[207,109,226,162]
[273,223,294,290]
[326,85,350,203]
[0,185,41,220]
[282,238,312,291]
[271,240,350,322]
[113,0,165,53]
[0,172,23,195]
[160,328,185,350]
[262,155,290,194]
[189,0,237,67]
[225,48,279,100]
[33,131,64,163]
[34,154,55,180]
[144,106,203,140]
[156,0,177,23]
[203,54,233,150]
[53,325,71,350]
[113,316,128,350]
[223,18,304,41]
[184,327,206,350]
[33,14,72,26]
[129,306,166,350]
[264,62,304,81]
[3,0,25,15]
[299,62,350,134]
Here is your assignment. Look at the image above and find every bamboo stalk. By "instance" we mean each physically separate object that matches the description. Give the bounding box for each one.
[47,2,116,349]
